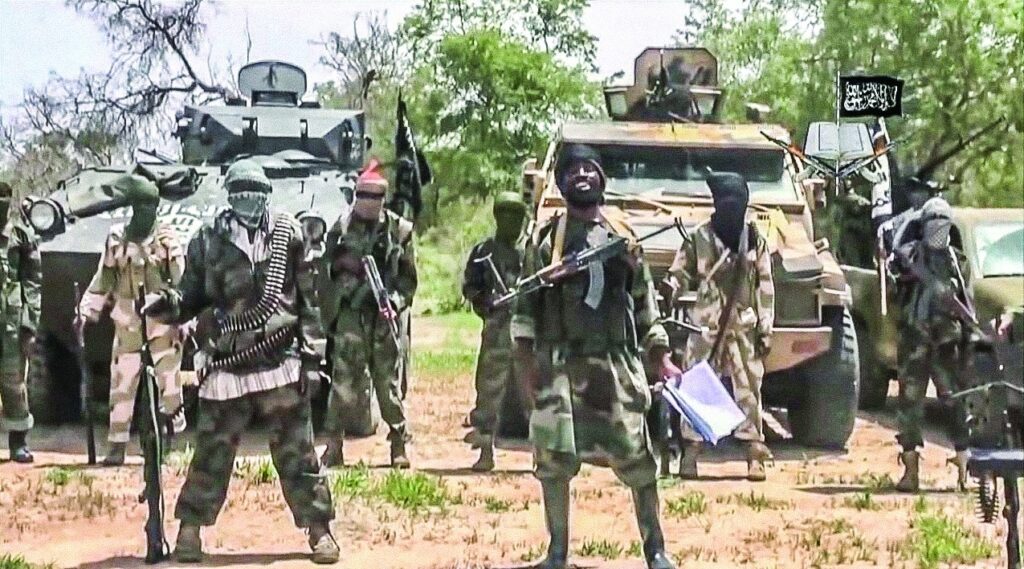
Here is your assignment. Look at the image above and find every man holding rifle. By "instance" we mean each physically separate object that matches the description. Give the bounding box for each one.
[511,144,678,569]
[888,195,974,492]
[77,174,185,466]
[319,160,417,469]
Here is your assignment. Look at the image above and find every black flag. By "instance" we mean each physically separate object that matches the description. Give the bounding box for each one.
[839,75,904,118]
[390,92,432,221]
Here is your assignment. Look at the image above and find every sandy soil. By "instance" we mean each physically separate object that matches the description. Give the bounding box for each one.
[0,316,1015,569]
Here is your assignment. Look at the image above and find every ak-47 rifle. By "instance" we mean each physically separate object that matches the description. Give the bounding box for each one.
[134,285,169,563]
[362,256,402,354]
[73,282,96,465]
[490,219,687,308]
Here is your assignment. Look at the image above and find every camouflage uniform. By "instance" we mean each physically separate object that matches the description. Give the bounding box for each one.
[668,221,775,444]
[319,209,416,448]
[80,222,185,445]
[0,208,40,460]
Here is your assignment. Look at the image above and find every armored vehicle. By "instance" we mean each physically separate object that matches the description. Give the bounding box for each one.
[521,48,859,448]
[27,61,365,426]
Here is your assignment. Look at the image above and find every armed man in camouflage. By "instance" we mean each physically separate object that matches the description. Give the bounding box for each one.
[78,175,185,466]
[319,161,417,469]
[888,196,973,492]
[666,172,775,481]
[146,160,337,564]
[512,145,679,569]
[0,181,40,463]
[462,191,526,471]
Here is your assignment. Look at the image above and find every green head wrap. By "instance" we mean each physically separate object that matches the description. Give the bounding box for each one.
[225,159,272,193]
[115,174,159,205]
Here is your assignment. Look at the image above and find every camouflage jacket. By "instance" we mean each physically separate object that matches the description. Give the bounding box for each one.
[164,210,323,373]
[511,213,669,355]
[668,221,774,364]
[0,216,42,334]
[462,236,523,319]
[318,210,417,330]
[892,241,973,343]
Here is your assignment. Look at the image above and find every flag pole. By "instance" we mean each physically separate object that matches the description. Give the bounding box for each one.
[834,68,841,192]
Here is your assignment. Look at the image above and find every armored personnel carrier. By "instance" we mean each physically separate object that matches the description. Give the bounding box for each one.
[28,61,363,425]
[521,48,859,448]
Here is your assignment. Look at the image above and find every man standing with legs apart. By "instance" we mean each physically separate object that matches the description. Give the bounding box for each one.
[320,160,417,469]
[78,175,185,466]
[512,145,678,569]
[462,191,526,471]
[666,172,775,481]
[0,182,40,463]
[146,159,337,563]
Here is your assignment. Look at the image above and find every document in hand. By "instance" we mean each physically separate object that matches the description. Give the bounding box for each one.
[662,360,745,445]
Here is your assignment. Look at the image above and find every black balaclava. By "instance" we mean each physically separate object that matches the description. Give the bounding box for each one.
[0,182,11,230]
[556,144,606,208]
[707,171,750,252]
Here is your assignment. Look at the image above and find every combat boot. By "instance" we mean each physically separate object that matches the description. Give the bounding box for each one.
[678,442,703,480]
[631,484,677,569]
[471,436,495,472]
[896,450,920,493]
[534,479,570,569]
[948,450,970,492]
[8,431,33,464]
[390,438,410,469]
[321,440,345,469]
[308,522,340,564]
[102,442,126,466]
[173,524,203,563]
[746,441,772,482]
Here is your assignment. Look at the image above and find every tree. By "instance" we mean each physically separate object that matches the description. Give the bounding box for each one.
[315,12,402,109]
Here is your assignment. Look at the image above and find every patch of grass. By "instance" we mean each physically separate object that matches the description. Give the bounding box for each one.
[857,472,896,491]
[626,541,642,557]
[483,496,513,513]
[376,470,460,512]
[44,467,72,487]
[904,512,998,569]
[0,555,56,569]
[412,348,477,378]
[167,443,194,476]
[843,491,881,511]
[673,546,718,563]
[665,490,708,519]
[415,198,492,316]
[519,544,544,563]
[330,463,372,498]
[576,538,624,560]
[717,491,791,511]
[232,457,277,485]
[913,495,930,513]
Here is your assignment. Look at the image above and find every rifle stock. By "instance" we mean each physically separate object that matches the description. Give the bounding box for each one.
[361,256,402,354]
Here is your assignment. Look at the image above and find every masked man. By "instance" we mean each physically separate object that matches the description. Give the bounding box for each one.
[0,182,40,463]
[146,160,337,563]
[511,145,678,569]
[462,191,526,471]
[666,172,775,481]
[889,196,972,492]
[319,160,417,469]
[77,175,185,466]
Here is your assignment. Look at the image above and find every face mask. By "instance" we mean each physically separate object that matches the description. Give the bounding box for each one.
[353,191,385,221]
[494,210,524,243]
[228,191,269,229]
[922,217,951,250]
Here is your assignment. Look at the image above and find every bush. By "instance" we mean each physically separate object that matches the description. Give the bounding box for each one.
[414,197,493,315]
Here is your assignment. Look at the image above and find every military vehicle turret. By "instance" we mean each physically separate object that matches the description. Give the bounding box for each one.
[520,48,859,448]
[28,61,361,423]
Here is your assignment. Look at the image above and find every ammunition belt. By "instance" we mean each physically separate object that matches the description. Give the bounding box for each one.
[199,326,296,380]
[219,214,294,334]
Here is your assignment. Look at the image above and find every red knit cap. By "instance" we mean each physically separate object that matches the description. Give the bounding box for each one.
[356,158,388,193]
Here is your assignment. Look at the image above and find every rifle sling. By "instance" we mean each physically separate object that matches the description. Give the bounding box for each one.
[708,226,750,367]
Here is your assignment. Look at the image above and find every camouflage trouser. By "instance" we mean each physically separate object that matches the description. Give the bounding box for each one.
[896,331,969,451]
[108,332,183,444]
[470,314,513,436]
[175,383,334,527]
[531,347,658,489]
[682,329,764,443]
[325,308,406,441]
[0,325,33,432]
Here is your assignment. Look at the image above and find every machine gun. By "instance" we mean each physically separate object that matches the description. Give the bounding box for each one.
[362,255,402,354]
[73,282,96,465]
[488,219,687,308]
[134,285,170,563]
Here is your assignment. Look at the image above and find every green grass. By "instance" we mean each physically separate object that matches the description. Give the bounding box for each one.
[717,491,792,511]
[858,472,896,492]
[576,538,624,560]
[415,198,492,316]
[412,348,477,378]
[665,490,708,518]
[232,457,277,485]
[905,511,998,569]
[843,491,881,511]
[167,443,194,476]
[330,463,372,498]
[0,555,55,569]
[43,467,71,487]
[483,496,513,513]
[376,470,460,512]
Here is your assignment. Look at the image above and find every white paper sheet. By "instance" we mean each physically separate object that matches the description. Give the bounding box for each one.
[662,360,746,445]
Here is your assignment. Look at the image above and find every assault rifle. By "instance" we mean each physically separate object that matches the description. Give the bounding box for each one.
[134,285,169,563]
[73,282,96,465]
[490,218,687,308]
[362,256,402,354]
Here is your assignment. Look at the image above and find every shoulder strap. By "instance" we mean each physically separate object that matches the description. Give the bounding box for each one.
[550,214,568,266]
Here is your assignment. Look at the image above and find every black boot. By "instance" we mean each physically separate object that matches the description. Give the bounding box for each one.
[9,431,33,464]
[631,484,676,569]
[534,479,570,569]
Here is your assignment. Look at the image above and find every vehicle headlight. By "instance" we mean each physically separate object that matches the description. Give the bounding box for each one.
[300,214,326,242]
[28,199,61,233]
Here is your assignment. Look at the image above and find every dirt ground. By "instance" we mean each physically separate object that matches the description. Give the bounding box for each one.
[0,315,1016,568]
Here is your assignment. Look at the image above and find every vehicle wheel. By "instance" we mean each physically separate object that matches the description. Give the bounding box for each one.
[788,307,860,449]
[28,333,80,424]
[855,318,890,410]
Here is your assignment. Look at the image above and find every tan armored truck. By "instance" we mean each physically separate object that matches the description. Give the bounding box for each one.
[521,48,858,448]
